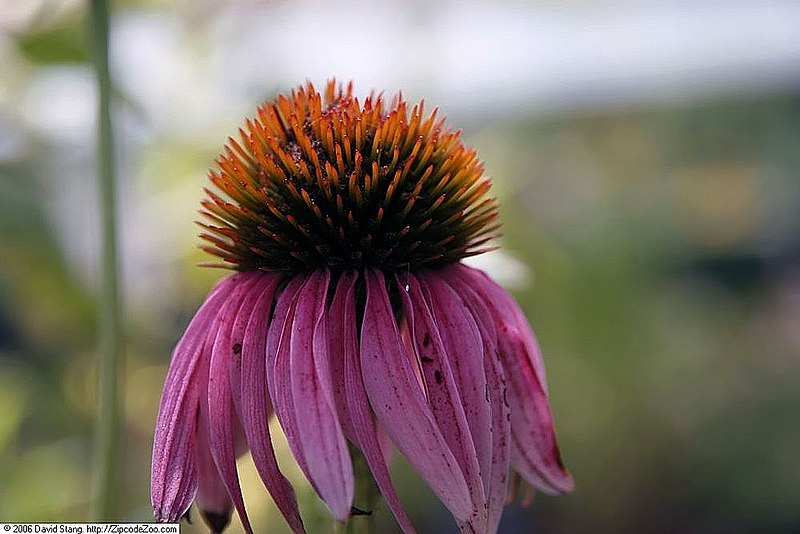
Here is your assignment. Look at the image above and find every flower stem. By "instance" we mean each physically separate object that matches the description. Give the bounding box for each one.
[89,0,123,520]
[335,448,380,534]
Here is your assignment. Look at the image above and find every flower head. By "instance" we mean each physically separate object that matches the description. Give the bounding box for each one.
[152,80,573,534]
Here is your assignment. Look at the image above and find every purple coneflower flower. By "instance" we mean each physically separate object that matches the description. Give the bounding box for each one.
[151,80,573,534]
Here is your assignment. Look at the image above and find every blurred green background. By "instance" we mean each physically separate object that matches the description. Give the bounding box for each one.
[1,1,799,533]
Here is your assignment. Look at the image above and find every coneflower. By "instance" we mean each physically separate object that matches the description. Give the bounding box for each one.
[151,80,573,534]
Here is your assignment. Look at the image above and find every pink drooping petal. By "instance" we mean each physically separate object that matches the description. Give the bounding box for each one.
[266,275,309,475]
[360,269,472,523]
[453,264,548,391]
[289,271,353,521]
[420,274,493,482]
[327,275,356,443]
[239,276,306,534]
[497,341,572,492]
[451,264,573,494]
[481,349,512,532]
[196,383,233,534]
[332,271,416,533]
[398,317,428,398]
[375,422,395,469]
[207,282,259,533]
[400,272,487,531]
[151,273,250,522]
[420,273,496,528]
[227,275,276,424]
[444,273,511,533]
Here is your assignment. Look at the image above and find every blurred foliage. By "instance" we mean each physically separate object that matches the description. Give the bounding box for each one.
[1,3,799,534]
[484,95,800,534]
[17,14,89,64]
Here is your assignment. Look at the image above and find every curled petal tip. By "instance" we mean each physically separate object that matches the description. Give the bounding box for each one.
[201,509,233,534]
[350,506,373,517]
[551,468,576,494]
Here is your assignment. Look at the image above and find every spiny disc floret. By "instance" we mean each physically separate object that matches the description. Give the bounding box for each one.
[199,80,499,273]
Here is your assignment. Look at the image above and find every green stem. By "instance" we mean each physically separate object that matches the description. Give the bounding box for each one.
[89,0,122,521]
[335,448,380,534]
